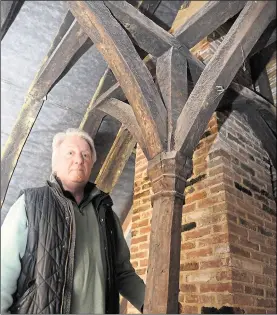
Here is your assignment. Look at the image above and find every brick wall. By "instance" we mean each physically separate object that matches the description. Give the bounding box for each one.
[127,111,276,314]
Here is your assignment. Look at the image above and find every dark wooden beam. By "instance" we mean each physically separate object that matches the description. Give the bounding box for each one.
[175,1,276,157]
[156,47,188,151]
[174,1,247,49]
[68,1,167,159]
[95,126,136,193]
[1,0,25,40]
[104,1,204,76]
[95,98,147,156]
[226,82,276,136]
[1,16,91,206]
[249,19,276,58]
[250,52,274,104]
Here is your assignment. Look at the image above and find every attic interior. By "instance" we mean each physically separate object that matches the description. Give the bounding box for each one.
[1,1,276,314]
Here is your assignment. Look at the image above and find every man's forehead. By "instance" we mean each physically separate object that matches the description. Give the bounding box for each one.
[61,135,91,150]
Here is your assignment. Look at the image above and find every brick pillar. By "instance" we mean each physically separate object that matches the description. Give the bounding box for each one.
[127,112,276,314]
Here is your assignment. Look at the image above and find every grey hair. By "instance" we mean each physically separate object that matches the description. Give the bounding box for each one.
[52,128,97,171]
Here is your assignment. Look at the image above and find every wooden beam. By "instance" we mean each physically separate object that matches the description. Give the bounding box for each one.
[250,52,274,104]
[249,19,276,58]
[1,16,91,206]
[95,98,147,156]
[95,126,136,193]
[1,0,25,40]
[174,1,246,49]
[175,1,276,156]
[144,151,192,314]
[68,1,167,159]
[226,82,276,136]
[156,47,188,151]
[104,1,204,75]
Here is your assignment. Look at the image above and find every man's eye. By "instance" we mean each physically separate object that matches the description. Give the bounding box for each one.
[68,151,73,155]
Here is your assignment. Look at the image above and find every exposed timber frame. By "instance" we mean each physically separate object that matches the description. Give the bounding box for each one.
[1,12,91,205]
[1,0,25,40]
[2,0,276,313]
[67,1,276,313]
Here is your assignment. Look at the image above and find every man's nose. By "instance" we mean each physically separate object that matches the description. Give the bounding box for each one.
[74,153,84,164]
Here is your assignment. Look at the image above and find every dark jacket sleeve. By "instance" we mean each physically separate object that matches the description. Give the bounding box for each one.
[112,212,145,312]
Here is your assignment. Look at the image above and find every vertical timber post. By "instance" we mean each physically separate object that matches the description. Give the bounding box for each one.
[144,151,192,314]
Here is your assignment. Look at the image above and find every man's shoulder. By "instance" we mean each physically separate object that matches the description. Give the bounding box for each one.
[19,185,50,199]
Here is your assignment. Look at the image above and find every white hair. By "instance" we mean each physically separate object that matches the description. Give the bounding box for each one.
[52,128,97,171]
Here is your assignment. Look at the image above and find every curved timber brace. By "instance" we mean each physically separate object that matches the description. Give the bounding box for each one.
[68,1,276,313]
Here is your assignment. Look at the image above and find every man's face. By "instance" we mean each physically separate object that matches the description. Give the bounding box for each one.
[55,135,94,187]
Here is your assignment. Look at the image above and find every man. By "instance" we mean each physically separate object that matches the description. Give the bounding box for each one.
[1,128,145,314]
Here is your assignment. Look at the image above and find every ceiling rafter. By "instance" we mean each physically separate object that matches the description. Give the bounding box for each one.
[1,12,92,205]
[68,1,167,159]
[175,1,276,156]
[174,1,247,49]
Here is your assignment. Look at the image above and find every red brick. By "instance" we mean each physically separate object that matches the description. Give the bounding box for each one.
[266,289,276,298]
[199,295,216,304]
[230,244,251,258]
[140,259,148,267]
[213,222,228,233]
[131,235,148,245]
[232,282,244,293]
[257,298,276,308]
[233,269,253,283]
[181,241,196,250]
[186,247,212,259]
[139,243,149,250]
[234,295,255,306]
[199,258,222,269]
[260,245,276,256]
[185,294,199,303]
[184,226,211,240]
[251,251,270,264]
[254,275,272,287]
[132,214,140,222]
[186,191,207,204]
[197,194,226,208]
[245,286,264,296]
[198,213,226,227]
[180,262,199,271]
[140,226,151,234]
[264,266,276,276]
[216,294,234,305]
[198,233,228,247]
[131,245,139,253]
[136,268,147,276]
[131,251,147,259]
[216,270,232,281]
[183,202,196,213]
[180,284,197,293]
[239,239,260,251]
[245,307,267,314]
[133,219,149,229]
[200,283,232,293]
[181,305,198,314]
[229,222,248,237]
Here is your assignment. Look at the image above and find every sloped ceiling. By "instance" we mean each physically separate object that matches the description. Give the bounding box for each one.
[1,1,182,223]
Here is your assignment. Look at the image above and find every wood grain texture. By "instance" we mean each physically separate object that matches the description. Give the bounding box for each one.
[95,98,147,157]
[95,126,136,193]
[174,1,247,49]
[175,1,276,156]
[144,151,192,314]
[68,0,167,159]
[156,47,188,151]
[1,0,25,40]
[1,15,90,205]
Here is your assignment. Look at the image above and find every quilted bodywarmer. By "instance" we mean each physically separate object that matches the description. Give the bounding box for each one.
[9,181,120,314]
